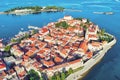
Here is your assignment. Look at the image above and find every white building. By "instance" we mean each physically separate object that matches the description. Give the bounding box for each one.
[88,42,102,51]
[63,16,73,20]
[4,56,16,64]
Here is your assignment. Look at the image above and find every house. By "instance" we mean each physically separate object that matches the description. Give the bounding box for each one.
[85,51,93,59]
[14,66,27,80]
[4,56,16,65]
[7,69,19,80]
[10,45,24,58]
[79,40,88,53]
[42,60,55,68]
[54,56,63,63]
[37,41,47,49]
[85,25,99,41]
[73,48,85,57]
[14,49,24,58]
[15,58,22,65]
[22,55,29,61]
[88,42,102,51]
[0,71,7,80]
[88,34,98,41]
[68,58,83,70]
[0,60,6,71]
[63,16,73,20]
[44,35,53,43]
[82,18,87,23]
[28,37,36,43]
[39,27,49,36]
[59,49,69,58]
[26,47,38,57]
[26,50,34,57]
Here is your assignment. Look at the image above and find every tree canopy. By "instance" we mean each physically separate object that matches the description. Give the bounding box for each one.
[55,21,69,29]
[27,69,40,80]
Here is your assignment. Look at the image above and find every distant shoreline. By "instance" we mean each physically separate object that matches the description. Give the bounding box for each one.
[0,6,64,15]
[93,11,114,15]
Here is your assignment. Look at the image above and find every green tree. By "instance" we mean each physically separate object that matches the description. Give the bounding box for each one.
[28,69,40,80]
[83,25,87,30]
[86,19,90,23]
[4,45,11,52]
[56,75,61,80]
[11,38,17,42]
[55,21,69,29]
[68,68,73,75]
[75,17,83,21]
[101,29,105,35]
[22,33,30,39]
[61,72,65,80]
[50,74,56,80]
[31,29,38,35]
[40,76,43,80]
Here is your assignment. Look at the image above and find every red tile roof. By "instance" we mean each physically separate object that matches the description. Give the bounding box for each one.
[0,60,6,70]
[68,58,82,64]
[41,28,48,33]
[54,56,63,63]
[42,60,55,67]
[79,40,88,52]
[86,51,93,59]
[26,50,34,57]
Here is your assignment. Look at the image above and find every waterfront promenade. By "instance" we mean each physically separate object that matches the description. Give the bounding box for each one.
[66,38,116,80]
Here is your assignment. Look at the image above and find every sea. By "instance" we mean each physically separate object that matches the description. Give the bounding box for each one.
[0,0,120,80]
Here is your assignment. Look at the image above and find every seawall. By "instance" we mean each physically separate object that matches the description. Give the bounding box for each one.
[66,37,116,80]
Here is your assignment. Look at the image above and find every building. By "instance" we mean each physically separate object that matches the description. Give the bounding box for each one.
[10,45,24,58]
[63,16,73,20]
[0,60,6,71]
[0,71,7,80]
[6,69,19,80]
[14,66,27,80]
[88,42,102,51]
[42,60,55,68]
[4,56,16,65]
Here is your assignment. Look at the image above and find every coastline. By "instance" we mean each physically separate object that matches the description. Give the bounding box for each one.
[0,6,64,15]
[0,15,117,80]
[0,9,64,15]
[66,36,116,80]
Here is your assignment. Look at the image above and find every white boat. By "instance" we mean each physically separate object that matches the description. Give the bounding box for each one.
[21,28,24,30]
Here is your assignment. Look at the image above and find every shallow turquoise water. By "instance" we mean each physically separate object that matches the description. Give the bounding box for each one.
[0,0,120,80]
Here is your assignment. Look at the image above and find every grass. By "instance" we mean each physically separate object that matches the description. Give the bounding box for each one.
[73,66,84,73]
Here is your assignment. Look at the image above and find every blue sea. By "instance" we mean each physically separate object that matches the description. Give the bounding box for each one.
[0,0,120,80]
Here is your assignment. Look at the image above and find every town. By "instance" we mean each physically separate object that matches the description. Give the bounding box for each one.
[0,16,113,80]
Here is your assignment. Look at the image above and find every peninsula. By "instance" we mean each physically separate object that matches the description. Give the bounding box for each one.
[0,6,64,15]
[0,16,116,80]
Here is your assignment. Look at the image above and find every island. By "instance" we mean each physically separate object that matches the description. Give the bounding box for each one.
[93,12,114,15]
[0,6,64,15]
[0,16,116,80]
